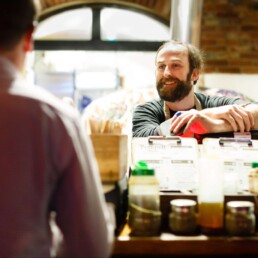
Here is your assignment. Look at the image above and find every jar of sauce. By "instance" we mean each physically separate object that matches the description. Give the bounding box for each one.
[169,199,197,235]
[225,201,256,236]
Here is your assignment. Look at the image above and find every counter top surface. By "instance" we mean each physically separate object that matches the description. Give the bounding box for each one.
[112,224,258,258]
[111,189,258,257]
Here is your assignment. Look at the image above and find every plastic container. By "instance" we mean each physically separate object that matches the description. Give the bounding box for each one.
[128,161,161,236]
[197,158,224,235]
[169,199,197,235]
[225,201,256,236]
[248,162,258,194]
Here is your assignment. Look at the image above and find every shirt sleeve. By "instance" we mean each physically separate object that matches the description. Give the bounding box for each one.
[49,110,114,258]
[132,101,165,137]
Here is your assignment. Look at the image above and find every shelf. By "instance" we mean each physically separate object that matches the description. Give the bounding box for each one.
[112,193,258,258]
[112,224,258,258]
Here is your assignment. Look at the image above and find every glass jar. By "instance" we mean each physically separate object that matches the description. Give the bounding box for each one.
[169,199,197,235]
[225,201,256,236]
[128,161,161,236]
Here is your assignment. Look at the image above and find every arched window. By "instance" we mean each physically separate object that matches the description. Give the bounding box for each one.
[31,4,170,108]
[34,4,170,50]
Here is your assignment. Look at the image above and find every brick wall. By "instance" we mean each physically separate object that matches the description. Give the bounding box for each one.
[200,0,258,73]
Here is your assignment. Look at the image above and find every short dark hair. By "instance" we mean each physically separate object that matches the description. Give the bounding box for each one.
[0,0,36,50]
[155,40,204,84]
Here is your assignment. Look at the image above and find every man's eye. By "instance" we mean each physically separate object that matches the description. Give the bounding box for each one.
[158,65,165,70]
[172,63,180,68]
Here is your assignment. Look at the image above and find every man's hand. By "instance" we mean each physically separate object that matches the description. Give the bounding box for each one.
[201,104,254,132]
[170,109,222,135]
[170,104,255,135]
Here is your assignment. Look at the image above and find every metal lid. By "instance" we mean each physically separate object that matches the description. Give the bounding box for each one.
[226,201,254,213]
[170,199,197,213]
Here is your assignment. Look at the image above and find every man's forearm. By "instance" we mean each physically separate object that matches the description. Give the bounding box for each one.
[245,104,258,129]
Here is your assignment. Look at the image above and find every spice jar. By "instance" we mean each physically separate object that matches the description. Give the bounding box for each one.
[128,161,162,236]
[225,201,256,236]
[169,199,197,235]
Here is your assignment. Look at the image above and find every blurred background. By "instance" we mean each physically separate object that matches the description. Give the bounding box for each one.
[27,0,258,111]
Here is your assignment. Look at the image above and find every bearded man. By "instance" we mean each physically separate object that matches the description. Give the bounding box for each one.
[132,40,258,137]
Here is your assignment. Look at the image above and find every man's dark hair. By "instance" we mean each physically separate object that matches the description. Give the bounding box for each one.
[0,0,36,50]
[155,40,204,85]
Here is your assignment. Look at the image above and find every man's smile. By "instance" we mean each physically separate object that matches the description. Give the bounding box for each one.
[163,80,177,87]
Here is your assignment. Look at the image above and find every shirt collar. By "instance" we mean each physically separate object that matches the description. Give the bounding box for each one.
[0,55,20,81]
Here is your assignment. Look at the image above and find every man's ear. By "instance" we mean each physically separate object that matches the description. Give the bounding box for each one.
[23,26,34,52]
[191,69,200,82]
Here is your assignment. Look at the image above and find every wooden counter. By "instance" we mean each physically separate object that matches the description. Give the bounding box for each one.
[112,192,258,258]
[112,225,258,258]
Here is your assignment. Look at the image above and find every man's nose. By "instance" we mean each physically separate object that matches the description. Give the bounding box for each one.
[164,66,173,77]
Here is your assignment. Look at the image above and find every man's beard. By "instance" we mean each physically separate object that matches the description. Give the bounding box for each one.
[156,74,193,102]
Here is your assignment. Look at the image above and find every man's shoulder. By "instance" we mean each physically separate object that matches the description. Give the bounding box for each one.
[136,99,163,109]
[11,81,78,120]
[194,92,209,101]
[194,91,247,108]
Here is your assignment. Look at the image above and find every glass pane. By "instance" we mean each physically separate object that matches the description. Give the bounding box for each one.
[30,50,157,101]
[33,8,92,40]
[101,8,170,41]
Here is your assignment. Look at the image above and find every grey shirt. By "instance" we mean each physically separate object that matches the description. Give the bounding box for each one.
[132,92,247,137]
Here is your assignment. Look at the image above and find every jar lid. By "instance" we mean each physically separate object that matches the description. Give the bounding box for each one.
[170,199,196,207]
[170,199,196,213]
[226,201,254,213]
[132,161,155,176]
[251,162,258,168]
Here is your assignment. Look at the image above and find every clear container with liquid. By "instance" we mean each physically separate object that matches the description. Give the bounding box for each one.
[248,162,258,194]
[128,161,161,236]
[197,157,224,235]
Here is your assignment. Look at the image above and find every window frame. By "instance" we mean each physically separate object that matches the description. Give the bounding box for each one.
[34,3,170,51]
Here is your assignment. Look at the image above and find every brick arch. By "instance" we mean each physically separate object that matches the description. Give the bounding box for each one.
[37,0,170,24]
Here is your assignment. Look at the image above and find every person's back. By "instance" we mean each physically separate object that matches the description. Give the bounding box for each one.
[0,1,114,257]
